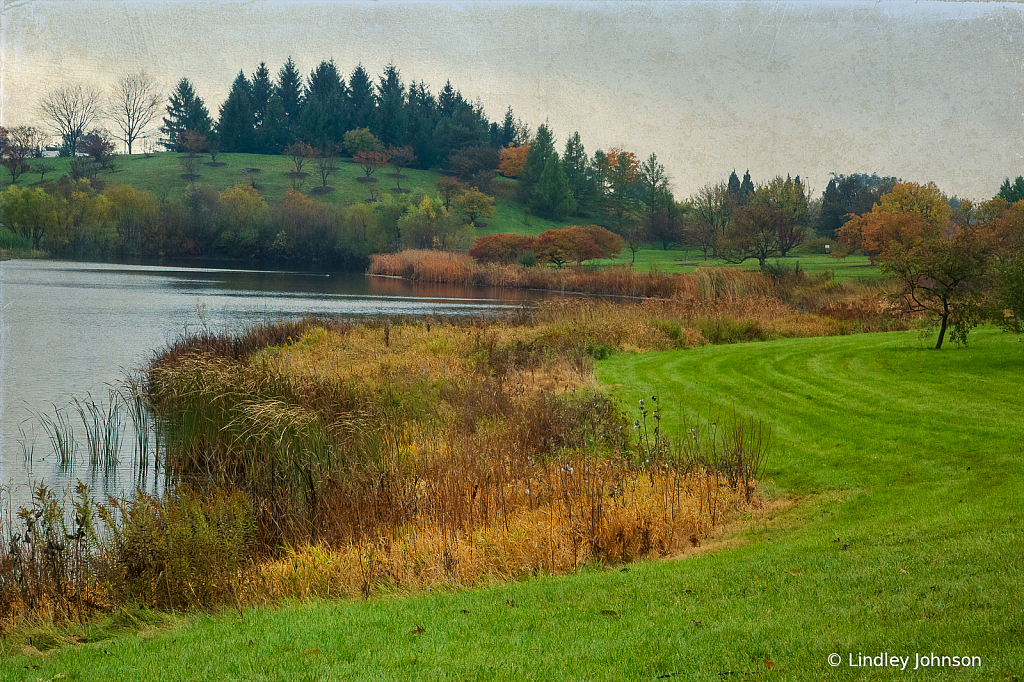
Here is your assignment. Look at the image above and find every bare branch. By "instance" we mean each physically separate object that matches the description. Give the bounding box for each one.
[38,82,103,156]
[107,72,162,155]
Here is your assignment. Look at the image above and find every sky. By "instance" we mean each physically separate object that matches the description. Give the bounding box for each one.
[1,0,1022,201]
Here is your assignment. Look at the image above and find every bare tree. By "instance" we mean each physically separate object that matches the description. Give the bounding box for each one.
[38,82,103,156]
[1,126,46,183]
[107,72,162,155]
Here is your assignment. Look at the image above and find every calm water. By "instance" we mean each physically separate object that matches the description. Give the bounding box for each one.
[0,258,544,507]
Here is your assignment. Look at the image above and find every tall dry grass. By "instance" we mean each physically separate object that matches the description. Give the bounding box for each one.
[369,249,912,335]
[133,311,776,606]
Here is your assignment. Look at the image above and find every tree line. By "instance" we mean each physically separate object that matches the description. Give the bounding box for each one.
[0,179,480,264]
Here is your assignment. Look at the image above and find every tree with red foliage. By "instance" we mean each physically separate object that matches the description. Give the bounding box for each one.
[468,233,536,264]
[353,150,390,181]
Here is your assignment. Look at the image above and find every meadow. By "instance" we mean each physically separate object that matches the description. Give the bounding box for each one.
[2,290,1020,679]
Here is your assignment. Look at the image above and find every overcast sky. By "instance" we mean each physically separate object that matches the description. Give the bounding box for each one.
[1,0,1021,200]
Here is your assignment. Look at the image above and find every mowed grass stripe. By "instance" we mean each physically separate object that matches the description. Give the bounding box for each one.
[598,328,1023,492]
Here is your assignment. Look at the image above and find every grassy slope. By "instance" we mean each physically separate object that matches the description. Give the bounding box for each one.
[12,153,566,234]
[10,155,879,281]
[4,328,1020,680]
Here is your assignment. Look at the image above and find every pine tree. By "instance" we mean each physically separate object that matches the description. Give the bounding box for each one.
[997,176,1024,203]
[160,77,213,151]
[531,152,576,220]
[727,170,742,202]
[257,92,290,155]
[406,80,438,169]
[519,123,555,200]
[304,60,348,149]
[217,70,254,153]
[437,80,458,119]
[376,63,407,147]
[251,63,273,130]
[562,131,596,216]
[348,63,376,131]
[740,170,755,204]
[275,57,304,139]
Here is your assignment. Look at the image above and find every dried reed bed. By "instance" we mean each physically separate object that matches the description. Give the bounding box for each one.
[131,310,773,607]
[369,249,911,335]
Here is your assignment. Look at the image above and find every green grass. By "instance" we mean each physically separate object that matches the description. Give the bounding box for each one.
[603,249,881,283]
[10,153,567,237]
[10,155,879,280]
[4,328,1020,679]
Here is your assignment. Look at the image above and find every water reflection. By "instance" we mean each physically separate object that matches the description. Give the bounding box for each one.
[0,258,546,508]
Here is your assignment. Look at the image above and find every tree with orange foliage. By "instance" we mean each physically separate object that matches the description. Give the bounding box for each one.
[838,182,994,349]
[468,232,535,264]
[498,143,529,178]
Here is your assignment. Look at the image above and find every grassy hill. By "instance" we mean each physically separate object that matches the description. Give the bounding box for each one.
[3,327,1019,679]
[9,153,880,281]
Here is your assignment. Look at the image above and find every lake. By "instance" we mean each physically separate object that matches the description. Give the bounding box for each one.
[0,258,545,508]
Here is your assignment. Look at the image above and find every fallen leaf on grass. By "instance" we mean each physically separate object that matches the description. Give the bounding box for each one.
[304,648,320,655]
[765,659,774,669]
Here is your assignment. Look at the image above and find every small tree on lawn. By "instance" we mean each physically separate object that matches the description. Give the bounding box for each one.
[353,150,389,182]
[436,176,464,209]
[284,141,316,175]
[388,145,416,190]
[452,187,496,226]
[314,153,339,189]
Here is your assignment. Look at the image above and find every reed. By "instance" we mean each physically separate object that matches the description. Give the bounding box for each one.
[37,404,77,469]
[72,392,124,470]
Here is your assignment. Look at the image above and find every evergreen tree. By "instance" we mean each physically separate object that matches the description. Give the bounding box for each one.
[376,63,407,147]
[257,92,290,155]
[275,57,304,139]
[297,97,329,151]
[406,80,438,169]
[217,70,254,153]
[997,176,1024,203]
[251,63,273,130]
[739,170,755,204]
[519,123,555,199]
[437,80,459,119]
[531,152,576,220]
[562,131,596,216]
[348,63,376,131]
[434,97,488,165]
[500,106,517,149]
[160,77,213,151]
[727,170,742,202]
[304,60,348,149]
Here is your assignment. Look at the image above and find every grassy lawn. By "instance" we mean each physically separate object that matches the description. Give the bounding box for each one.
[10,153,567,237]
[602,249,880,283]
[4,327,1020,680]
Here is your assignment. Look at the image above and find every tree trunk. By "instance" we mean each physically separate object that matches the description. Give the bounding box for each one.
[935,299,950,350]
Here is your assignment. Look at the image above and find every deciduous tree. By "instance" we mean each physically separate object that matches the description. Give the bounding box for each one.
[38,82,103,156]
[452,187,496,226]
[498,143,529,178]
[838,183,993,348]
[353,150,389,180]
[468,232,535,264]
[435,176,464,209]
[107,71,162,155]
[1,126,44,184]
